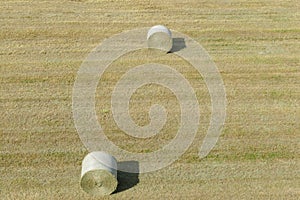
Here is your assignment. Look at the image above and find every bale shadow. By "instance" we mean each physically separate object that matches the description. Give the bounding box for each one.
[113,161,139,194]
[169,37,186,53]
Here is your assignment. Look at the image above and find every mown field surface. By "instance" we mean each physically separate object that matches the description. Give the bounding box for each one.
[0,0,299,199]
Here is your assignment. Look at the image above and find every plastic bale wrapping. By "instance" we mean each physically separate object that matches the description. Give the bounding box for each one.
[147,25,172,53]
[80,151,118,196]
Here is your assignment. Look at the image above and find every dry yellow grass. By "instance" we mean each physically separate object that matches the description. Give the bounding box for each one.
[0,0,299,199]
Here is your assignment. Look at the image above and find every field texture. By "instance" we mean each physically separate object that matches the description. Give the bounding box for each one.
[0,0,299,199]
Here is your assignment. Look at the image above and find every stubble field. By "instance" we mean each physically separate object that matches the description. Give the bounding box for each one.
[0,0,299,199]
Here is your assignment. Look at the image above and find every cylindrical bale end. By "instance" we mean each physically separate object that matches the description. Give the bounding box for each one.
[147,25,172,53]
[80,151,118,196]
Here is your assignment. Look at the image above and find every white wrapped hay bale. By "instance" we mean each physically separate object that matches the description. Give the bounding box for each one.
[80,151,118,196]
[147,25,172,52]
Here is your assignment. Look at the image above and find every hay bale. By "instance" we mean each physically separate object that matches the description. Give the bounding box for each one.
[80,151,118,196]
[147,25,172,52]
